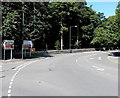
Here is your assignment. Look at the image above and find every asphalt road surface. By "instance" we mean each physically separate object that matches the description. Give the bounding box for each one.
[1,51,118,96]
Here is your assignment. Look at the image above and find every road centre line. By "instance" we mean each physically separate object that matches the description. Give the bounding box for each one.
[98,57,101,60]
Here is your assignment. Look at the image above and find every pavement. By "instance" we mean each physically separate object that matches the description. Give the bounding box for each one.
[1,51,119,96]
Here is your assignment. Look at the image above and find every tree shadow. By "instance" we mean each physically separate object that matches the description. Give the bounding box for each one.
[108,51,120,57]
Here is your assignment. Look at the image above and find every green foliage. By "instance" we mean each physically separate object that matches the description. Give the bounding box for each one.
[2,2,109,50]
[2,3,21,40]
[54,40,61,50]
[91,16,119,48]
[91,2,120,48]
[116,1,120,27]
[74,41,81,49]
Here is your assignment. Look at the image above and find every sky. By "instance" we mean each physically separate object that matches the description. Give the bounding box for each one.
[87,2,119,18]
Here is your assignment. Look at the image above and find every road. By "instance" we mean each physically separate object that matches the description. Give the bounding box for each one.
[1,51,118,96]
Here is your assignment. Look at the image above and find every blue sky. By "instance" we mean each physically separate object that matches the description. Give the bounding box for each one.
[87,2,119,18]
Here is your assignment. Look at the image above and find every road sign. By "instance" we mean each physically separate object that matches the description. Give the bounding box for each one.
[3,40,14,50]
[3,40,14,60]
[22,40,33,49]
[22,40,33,59]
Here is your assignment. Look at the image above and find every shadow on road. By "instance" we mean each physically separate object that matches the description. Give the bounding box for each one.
[108,51,120,57]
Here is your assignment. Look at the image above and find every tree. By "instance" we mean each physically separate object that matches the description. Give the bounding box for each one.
[2,2,23,50]
[116,1,120,28]
[91,16,119,49]
[91,1,120,49]
[2,2,105,50]
[116,1,120,48]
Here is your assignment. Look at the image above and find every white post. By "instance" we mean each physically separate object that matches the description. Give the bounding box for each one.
[30,49,31,57]
[25,49,26,57]
[10,49,12,59]
[22,47,24,59]
[61,33,63,50]
[4,49,5,60]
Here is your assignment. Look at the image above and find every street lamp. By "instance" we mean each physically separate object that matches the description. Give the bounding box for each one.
[69,25,77,50]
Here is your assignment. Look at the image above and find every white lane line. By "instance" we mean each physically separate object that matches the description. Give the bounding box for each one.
[98,57,101,60]
[90,58,94,60]
[76,59,78,62]
[92,66,104,71]
[7,60,37,96]
[8,94,11,96]
[97,68,104,71]
[11,79,14,82]
[8,89,11,94]
[9,85,12,89]
[9,82,13,85]
[13,65,24,70]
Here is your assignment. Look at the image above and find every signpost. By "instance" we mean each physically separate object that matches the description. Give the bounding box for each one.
[22,40,33,59]
[3,40,14,60]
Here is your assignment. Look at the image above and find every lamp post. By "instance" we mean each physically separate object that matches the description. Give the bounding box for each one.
[69,25,77,50]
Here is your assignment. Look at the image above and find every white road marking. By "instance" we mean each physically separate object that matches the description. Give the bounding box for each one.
[90,58,94,59]
[7,60,37,96]
[8,89,11,94]
[92,66,104,71]
[76,59,78,62]
[10,79,14,82]
[9,85,12,89]
[98,57,101,60]
[13,65,24,70]
[97,68,104,71]
[10,82,13,85]
[8,94,11,96]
